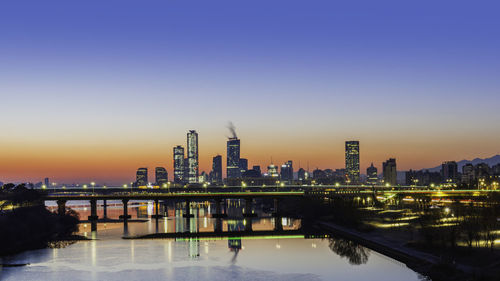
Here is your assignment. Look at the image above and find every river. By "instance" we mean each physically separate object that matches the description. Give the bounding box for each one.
[0,200,423,281]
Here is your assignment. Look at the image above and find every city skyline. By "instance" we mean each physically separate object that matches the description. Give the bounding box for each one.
[1,0,499,184]
[4,127,499,185]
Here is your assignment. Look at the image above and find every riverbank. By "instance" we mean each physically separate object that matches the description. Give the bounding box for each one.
[0,205,81,257]
[317,221,498,281]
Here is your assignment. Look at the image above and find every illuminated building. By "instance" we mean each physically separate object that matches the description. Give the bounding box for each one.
[298,168,308,181]
[280,160,293,183]
[227,137,241,179]
[239,158,248,174]
[173,145,185,184]
[267,164,279,178]
[187,130,199,183]
[155,167,168,186]
[382,158,397,186]
[44,177,49,187]
[211,155,223,184]
[366,163,378,185]
[345,141,360,184]
[441,161,458,183]
[135,167,148,187]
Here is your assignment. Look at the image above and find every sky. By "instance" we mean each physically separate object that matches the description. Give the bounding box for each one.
[0,0,499,185]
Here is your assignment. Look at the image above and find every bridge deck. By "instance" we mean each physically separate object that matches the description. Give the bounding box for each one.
[45,191,304,201]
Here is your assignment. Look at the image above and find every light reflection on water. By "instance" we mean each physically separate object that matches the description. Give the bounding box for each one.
[0,200,422,281]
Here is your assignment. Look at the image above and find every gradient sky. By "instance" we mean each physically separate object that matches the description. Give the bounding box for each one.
[1,0,499,184]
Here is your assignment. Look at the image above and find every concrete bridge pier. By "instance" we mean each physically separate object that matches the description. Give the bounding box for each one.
[103,200,108,219]
[212,199,227,218]
[215,217,223,233]
[183,200,194,218]
[273,199,283,231]
[57,199,67,216]
[120,199,131,221]
[88,199,99,221]
[151,199,163,219]
[244,217,253,232]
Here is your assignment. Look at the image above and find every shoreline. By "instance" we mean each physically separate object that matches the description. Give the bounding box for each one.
[316,221,485,281]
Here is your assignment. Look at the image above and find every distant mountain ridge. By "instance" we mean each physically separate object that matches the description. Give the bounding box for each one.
[422,155,500,173]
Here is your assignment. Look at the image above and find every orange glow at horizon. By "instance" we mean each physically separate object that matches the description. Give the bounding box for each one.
[0,130,498,185]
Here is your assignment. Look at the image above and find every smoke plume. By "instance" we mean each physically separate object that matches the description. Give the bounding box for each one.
[227,121,237,139]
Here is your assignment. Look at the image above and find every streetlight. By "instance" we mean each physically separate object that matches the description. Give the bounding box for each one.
[91,182,95,194]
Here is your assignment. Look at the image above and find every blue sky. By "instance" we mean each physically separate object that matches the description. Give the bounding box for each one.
[0,0,499,183]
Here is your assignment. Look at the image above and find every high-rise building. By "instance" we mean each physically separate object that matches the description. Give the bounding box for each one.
[44,177,49,188]
[366,163,378,185]
[155,167,168,186]
[239,158,248,174]
[441,161,458,182]
[135,168,148,187]
[492,163,500,176]
[173,145,185,184]
[280,160,294,183]
[297,168,307,181]
[227,137,241,179]
[382,158,397,186]
[345,141,360,184]
[475,163,490,180]
[267,164,279,178]
[187,130,199,183]
[461,163,475,185]
[211,155,223,184]
[252,165,261,175]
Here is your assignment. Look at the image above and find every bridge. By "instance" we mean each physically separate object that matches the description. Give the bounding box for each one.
[44,186,498,225]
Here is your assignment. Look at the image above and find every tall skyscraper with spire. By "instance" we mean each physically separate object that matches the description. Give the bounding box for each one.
[345,141,360,184]
[187,130,199,183]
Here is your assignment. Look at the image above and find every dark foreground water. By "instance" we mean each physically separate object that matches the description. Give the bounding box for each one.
[0,200,423,281]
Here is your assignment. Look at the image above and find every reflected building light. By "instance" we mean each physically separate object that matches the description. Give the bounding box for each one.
[130,240,135,263]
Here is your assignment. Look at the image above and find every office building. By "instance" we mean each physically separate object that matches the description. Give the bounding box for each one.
[366,163,378,185]
[135,168,148,187]
[227,137,241,178]
[383,158,397,186]
[211,155,223,184]
[462,163,475,185]
[239,158,248,174]
[267,164,279,178]
[345,141,360,184]
[280,160,294,183]
[187,130,199,183]
[298,168,308,181]
[252,165,261,175]
[173,145,185,184]
[155,167,168,187]
[441,161,458,182]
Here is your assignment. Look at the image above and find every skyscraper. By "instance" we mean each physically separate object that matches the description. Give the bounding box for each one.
[280,160,294,183]
[298,168,307,181]
[211,155,223,184]
[44,177,49,188]
[345,141,360,184]
[239,158,248,174]
[187,130,199,183]
[135,168,148,187]
[383,158,397,186]
[267,164,279,178]
[155,167,168,186]
[173,145,185,184]
[227,137,241,179]
[441,161,458,182]
[366,163,378,185]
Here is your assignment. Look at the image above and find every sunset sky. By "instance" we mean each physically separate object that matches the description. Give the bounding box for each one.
[1,0,499,184]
